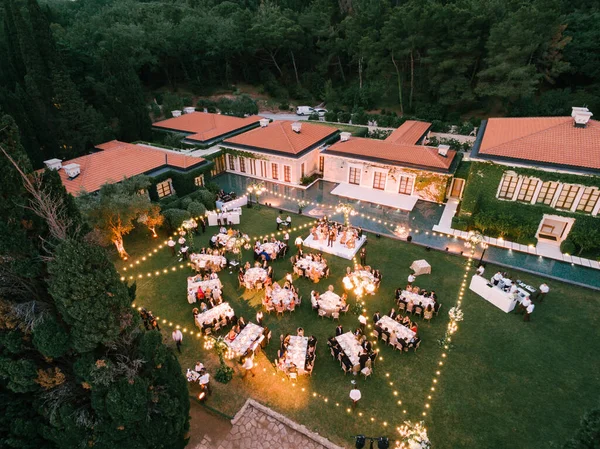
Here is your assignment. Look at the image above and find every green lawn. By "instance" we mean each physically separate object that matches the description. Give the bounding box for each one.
[114,207,600,449]
[311,121,368,136]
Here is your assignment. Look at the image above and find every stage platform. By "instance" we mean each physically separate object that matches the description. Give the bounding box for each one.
[302,234,366,260]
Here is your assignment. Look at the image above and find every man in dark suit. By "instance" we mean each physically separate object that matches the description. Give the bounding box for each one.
[359,351,370,369]
[335,325,344,336]
[388,308,396,320]
[359,247,367,265]
[372,311,381,324]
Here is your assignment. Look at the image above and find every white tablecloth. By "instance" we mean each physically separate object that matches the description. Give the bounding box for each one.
[295,257,326,274]
[259,242,282,256]
[195,303,234,327]
[244,268,268,287]
[226,322,264,355]
[335,332,362,366]
[283,336,308,370]
[187,277,223,291]
[378,316,416,342]
[400,290,435,309]
[216,196,247,210]
[270,287,295,310]
[410,259,431,276]
[317,291,342,315]
[207,211,241,226]
[190,253,227,271]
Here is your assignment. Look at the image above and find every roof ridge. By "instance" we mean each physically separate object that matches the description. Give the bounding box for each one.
[485,118,573,152]
[279,121,297,153]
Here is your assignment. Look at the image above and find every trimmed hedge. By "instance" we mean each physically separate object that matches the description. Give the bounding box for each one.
[148,164,214,202]
[457,162,600,255]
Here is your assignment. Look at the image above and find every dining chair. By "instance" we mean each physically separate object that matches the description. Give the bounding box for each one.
[397,302,406,314]
[435,303,442,316]
[381,333,388,343]
[424,310,433,323]
[361,367,372,380]
[406,303,414,314]
[352,364,361,375]
[318,309,327,319]
[372,330,379,339]
[414,306,423,318]
[332,312,340,321]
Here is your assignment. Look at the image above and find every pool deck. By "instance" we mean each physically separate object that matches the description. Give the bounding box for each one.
[330,183,419,211]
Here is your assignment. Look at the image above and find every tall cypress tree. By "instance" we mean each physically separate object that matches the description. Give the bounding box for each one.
[0,115,190,449]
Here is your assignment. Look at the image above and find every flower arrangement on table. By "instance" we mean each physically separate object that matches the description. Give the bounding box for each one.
[448,306,464,322]
[343,271,377,297]
[398,421,431,449]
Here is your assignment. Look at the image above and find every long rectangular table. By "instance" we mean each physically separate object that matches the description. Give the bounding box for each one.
[400,290,435,309]
[226,322,264,355]
[194,302,234,328]
[282,336,308,371]
[378,316,416,342]
[335,332,362,366]
[469,275,518,313]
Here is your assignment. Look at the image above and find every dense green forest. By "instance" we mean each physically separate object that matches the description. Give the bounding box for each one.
[1,0,600,166]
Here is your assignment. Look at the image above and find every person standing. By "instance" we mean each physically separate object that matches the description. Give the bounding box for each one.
[350,384,362,409]
[537,283,550,302]
[276,216,283,230]
[407,273,416,286]
[242,355,255,377]
[295,235,303,252]
[199,216,206,234]
[476,265,485,276]
[524,302,535,322]
[335,324,344,336]
[286,216,292,227]
[328,228,336,247]
[167,237,176,256]
[359,247,367,265]
[283,231,290,245]
[358,313,367,333]
[516,295,531,314]
[372,311,381,324]
[178,235,186,246]
[172,328,183,353]
[256,311,263,326]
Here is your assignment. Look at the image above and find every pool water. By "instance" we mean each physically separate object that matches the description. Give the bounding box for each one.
[215,173,600,289]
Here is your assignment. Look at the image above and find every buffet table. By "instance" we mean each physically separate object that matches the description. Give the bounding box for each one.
[469,275,518,313]
[207,210,241,226]
[216,196,247,211]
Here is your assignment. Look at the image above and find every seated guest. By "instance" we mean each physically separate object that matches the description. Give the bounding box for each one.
[200,302,208,312]
[395,288,402,299]
[297,327,304,337]
[362,339,372,352]
[226,328,237,341]
[192,308,200,320]
[359,351,370,369]
[410,323,418,335]
[340,303,350,314]
[401,315,411,327]
[354,327,362,337]
[308,335,317,347]
[238,316,247,329]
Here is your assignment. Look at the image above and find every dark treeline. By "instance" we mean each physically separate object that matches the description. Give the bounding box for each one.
[1,0,600,166]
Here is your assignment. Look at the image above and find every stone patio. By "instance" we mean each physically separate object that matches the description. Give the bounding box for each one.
[217,399,344,449]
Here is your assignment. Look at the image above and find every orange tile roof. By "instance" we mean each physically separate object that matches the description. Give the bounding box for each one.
[384,120,431,145]
[325,138,456,171]
[54,141,205,196]
[152,112,262,143]
[223,121,338,155]
[478,117,600,171]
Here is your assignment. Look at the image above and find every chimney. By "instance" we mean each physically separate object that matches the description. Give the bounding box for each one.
[62,163,81,179]
[171,110,182,117]
[340,132,351,142]
[292,122,302,133]
[183,107,196,114]
[44,158,62,170]
[571,107,593,128]
[259,118,270,128]
[438,144,450,157]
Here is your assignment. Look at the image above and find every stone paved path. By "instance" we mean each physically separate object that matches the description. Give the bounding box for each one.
[216,399,344,449]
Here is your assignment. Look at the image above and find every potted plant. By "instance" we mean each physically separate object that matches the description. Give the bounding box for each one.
[298,200,307,215]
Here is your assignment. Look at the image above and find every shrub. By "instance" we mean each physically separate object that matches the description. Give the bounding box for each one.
[367,129,392,140]
[353,127,369,137]
[560,239,576,255]
[187,201,206,218]
[150,103,161,118]
[197,189,217,210]
[324,111,337,122]
[278,102,290,111]
[300,173,322,186]
[205,182,221,194]
[452,216,471,231]
[308,112,320,121]
[162,209,191,231]
[196,98,217,112]
[214,365,234,383]
[338,112,351,123]
[216,94,258,117]
[351,107,369,125]
[180,197,193,209]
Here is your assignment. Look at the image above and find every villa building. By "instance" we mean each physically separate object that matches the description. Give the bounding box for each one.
[43,140,210,198]
[219,119,339,186]
[152,110,262,146]
[469,107,600,244]
[320,120,458,210]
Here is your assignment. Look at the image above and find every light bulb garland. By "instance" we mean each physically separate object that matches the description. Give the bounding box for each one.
[124,194,485,445]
